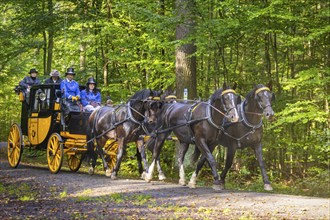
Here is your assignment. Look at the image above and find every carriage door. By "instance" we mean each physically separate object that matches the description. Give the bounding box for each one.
[28,87,52,145]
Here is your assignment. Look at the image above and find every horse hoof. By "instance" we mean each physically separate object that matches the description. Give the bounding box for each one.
[145,175,152,183]
[141,172,147,179]
[88,167,94,175]
[264,184,273,191]
[212,184,224,191]
[158,173,166,181]
[110,173,117,180]
[188,182,196,189]
[105,169,112,177]
[179,179,186,186]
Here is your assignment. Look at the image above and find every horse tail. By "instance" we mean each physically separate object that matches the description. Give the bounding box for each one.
[190,145,201,165]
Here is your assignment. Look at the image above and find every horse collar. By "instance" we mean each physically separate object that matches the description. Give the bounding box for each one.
[127,101,143,124]
[206,99,224,130]
[240,100,263,129]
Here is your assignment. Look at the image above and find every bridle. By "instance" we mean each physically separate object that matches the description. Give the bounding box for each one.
[254,87,272,111]
[220,89,237,115]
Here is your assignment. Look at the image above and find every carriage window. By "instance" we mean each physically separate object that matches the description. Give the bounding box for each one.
[31,88,52,112]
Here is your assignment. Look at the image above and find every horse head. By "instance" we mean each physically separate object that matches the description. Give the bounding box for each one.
[128,89,160,123]
[211,82,240,123]
[142,90,163,125]
[253,82,275,120]
[221,82,240,122]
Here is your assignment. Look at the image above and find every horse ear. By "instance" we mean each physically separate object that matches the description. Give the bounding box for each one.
[267,81,273,91]
[223,82,227,89]
[271,93,276,102]
[232,82,237,90]
[158,102,163,109]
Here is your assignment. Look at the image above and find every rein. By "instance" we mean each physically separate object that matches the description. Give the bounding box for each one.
[153,98,228,135]
[85,98,156,145]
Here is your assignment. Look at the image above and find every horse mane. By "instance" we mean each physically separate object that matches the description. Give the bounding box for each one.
[209,88,224,103]
[128,89,151,105]
[245,84,265,100]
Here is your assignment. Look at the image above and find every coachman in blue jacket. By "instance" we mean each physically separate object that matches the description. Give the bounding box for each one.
[60,68,81,117]
[81,77,101,112]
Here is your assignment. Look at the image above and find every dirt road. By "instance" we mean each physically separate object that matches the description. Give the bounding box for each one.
[0,157,329,220]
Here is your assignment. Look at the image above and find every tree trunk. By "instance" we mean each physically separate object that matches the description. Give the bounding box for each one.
[175,0,197,100]
[45,0,54,75]
[79,0,88,73]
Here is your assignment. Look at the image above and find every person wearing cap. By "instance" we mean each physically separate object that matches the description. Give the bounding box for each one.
[44,70,62,84]
[19,68,41,102]
[60,68,81,116]
[81,77,101,112]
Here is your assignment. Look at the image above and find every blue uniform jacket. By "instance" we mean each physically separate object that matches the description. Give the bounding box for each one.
[60,79,80,99]
[81,89,101,107]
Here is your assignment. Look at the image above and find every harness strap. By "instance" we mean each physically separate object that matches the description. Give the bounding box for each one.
[184,102,203,143]
[239,100,263,129]
[220,100,263,148]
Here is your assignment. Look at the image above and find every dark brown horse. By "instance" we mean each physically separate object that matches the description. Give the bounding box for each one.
[86,89,162,178]
[188,83,275,190]
[145,83,240,190]
[135,91,178,180]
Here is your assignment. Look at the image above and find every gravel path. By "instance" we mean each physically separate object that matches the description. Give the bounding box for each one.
[0,154,329,220]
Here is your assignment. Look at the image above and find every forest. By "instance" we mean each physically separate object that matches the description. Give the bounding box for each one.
[0,0,329,196]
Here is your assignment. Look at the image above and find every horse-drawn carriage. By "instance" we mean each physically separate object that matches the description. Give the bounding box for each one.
[7,84,118,173]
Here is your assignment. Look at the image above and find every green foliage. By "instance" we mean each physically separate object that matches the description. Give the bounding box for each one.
[0,0,328,195]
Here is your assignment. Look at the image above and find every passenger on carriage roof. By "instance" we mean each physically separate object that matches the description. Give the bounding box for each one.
[19,68,41,102]
[19,68,41,91]
[60,67,80,101]
[81,77,101,112]
[44,70,62,84]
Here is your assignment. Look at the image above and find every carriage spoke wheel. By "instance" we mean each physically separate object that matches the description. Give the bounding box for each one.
[104,139,118,171]
[67,154,83,172]
[7,123,23,168]
[47,133,64,174]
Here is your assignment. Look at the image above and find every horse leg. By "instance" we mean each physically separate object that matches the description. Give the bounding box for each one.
[89,150,98,175]
[86,139,96,175]
[145,134,167,182]
[110,139,125,180]
[254,143,273,191]
[136,139,148,179]
[178,142,189,186]
[192,140,221,190]
[156,154,166,181]
[146,138,166,181]
[95,144,111,177]
[188,155,206,188]
[219,146,237,189]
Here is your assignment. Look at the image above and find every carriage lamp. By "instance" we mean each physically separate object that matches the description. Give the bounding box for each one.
[38,92,46,101]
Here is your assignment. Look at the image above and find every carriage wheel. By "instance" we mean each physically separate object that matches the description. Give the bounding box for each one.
[7,123,23,168]
[104,139,118,171]
[67,154,83,172]
[47,133,64,174]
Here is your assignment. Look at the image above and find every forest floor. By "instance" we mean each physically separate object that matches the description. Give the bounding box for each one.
[0,146,329,219]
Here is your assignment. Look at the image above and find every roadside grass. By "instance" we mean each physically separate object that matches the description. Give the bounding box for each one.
[0,181,37,201]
